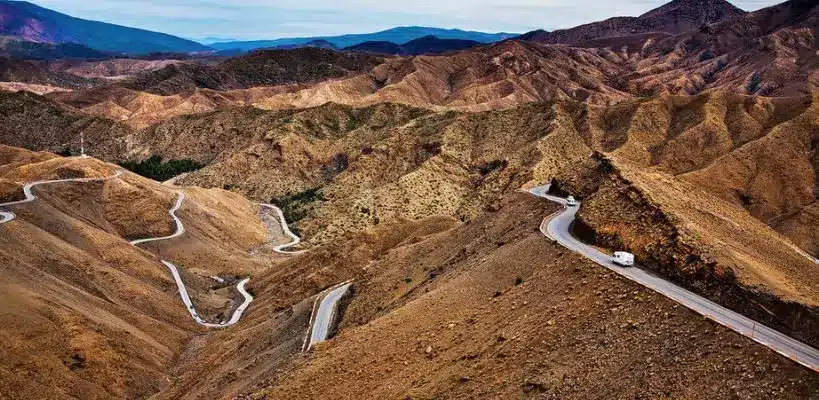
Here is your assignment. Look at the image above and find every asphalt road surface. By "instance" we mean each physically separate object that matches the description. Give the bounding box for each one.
[130,191,186,245]
[528,184,819,373]
[305,281,353,351]
[130,191,253,328]
[0,169,123,224]
[259,203,307,254]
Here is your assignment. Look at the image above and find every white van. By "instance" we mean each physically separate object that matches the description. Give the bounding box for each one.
[612,251,634,267]
[566,196,579,207]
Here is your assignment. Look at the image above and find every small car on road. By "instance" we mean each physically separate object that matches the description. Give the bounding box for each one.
[612,251,635,266]
[566,195,579,207]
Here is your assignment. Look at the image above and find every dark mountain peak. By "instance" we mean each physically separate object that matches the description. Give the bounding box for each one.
[514,29,550,41]
[519,0,745,45]
[342,41,403,55]
[404,35,448,44]
[640,0,745,19]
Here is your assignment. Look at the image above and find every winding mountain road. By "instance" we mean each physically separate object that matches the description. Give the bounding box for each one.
[130,191,253,328]
[0,169,123,224]
[528,184,819,373]
[259,203,306,254]
[256,202,351,351]
[0,167,301,329]
[257,203,353,351]
[130,191,185,245]
[304,281,353,351]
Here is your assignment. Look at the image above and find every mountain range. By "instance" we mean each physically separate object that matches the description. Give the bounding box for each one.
[519,0,746,44]
[1,0,819,398]
[0,0,209,54]
[343,35,483,55]
[208,26,516,52]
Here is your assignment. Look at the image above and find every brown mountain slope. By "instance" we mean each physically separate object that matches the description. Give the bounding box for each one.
[520,0,745,45]
[630,0,818,98]
[99,93,817,258]
[0,146,276,398]
[89,93,819,345]
[254,192,818,399]
[0,90,132,153]
[253,40,632,110]
[574,92,818,257]
[50,40,633,128]
[0,0,812,131]
[0,56,98,89]
[117,47,383,96]
[30,0,814,129]
[48,58,186,79]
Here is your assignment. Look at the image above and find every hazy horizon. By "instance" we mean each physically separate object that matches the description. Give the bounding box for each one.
[26,0,783,42]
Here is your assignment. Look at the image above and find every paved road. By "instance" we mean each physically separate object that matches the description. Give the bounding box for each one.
[0,169,123,224]
[130,191,253,328]
[161,261,253,328]
[130,191,185,245]
[256,203,353,351]
[528,185,819,373]
[304,281,353,351]
[259,203,306,254]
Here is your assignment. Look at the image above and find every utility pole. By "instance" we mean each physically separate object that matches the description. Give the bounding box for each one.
[80,133,87,158]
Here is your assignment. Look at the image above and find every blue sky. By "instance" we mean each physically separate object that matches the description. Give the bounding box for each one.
[33,0,782,41]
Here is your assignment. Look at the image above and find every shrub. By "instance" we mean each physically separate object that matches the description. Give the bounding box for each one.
[477,159,507,176]
[746,72,761,94]
[119,155,204,182]
[698,51,714,62]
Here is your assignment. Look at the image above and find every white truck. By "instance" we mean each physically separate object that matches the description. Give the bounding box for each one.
[566,195,579,207]
[612,251,634,267]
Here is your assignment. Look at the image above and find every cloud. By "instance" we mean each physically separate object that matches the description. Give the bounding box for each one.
[31,0,783,40]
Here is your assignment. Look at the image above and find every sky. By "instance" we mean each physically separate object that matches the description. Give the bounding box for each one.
[32,0,783,42]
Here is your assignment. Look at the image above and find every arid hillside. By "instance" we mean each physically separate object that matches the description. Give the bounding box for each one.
[76,91,819,346]
[0,90,132,152]
[78,92,816,258]
[48,58,188,79]
[0,0,805,134]
[253,191,819,399]
[0,1,817,399]
[0,56,98,89]
[0,145,278,398]
[629,0,819,98]
[115,47,383,96]
[575,92,819,256]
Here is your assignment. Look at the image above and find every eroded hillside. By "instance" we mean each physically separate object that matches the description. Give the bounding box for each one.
[0,146,277,398]
[254,192,819,399]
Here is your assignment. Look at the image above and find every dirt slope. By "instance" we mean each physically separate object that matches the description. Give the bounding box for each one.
[0,91,133,154]
[0,145,274,399]
[254,192,819,399]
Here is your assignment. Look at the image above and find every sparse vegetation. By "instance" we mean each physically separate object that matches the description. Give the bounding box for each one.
[746,72,761,94]
[119,155,204,182]
[698,50,714,62]
[272,187,325,224]
[477,159,507,176]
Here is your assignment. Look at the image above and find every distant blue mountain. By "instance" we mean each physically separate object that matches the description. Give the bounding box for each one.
[209,26,517,52]
[0,1,211,54]
[343,36,482,56]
